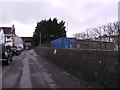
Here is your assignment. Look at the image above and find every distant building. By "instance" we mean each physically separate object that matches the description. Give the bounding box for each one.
[0,28,5,44]
[91,35,118,51]
[21,37,32,49]
[93,35,118,42]
[14,35,24,49]
[0,25,15,46]
[76,39,118,51]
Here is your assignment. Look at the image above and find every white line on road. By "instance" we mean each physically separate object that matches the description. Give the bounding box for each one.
[30,50,57,88]
[19,57,32,88]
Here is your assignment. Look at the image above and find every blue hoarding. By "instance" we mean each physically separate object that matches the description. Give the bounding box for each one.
[51,37,76,48]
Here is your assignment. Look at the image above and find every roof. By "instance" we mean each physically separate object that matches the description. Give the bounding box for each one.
[0,27,2,31]
[0,27,12,34]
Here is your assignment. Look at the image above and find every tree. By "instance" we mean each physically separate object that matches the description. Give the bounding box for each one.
[74,21,119,40]
[74,32,86,39]
[33,18,66,47]
[73,31,91,39]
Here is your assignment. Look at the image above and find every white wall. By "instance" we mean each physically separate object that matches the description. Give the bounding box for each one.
[5,37,13,46]
[0,29,5,44]
[5,42,13,46]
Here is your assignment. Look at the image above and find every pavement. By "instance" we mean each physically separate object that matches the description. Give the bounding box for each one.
[2,49,88,88]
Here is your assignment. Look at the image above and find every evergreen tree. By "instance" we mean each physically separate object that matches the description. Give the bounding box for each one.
[33,18,66,47]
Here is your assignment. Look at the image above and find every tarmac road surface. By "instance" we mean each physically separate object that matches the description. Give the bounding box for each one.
[2,49,88,88]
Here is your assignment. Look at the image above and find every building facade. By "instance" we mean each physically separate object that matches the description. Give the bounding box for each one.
[0,28,5,44]
[92,35,118,51]
[76,39,118,51]
[0,25,15,46]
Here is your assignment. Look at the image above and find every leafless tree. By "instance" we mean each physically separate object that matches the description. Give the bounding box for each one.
[92,27,104,41]
[74,33,81,39]
[104,23,115,36]
[113,22,119,35]
[73,32,89,39]
[74,21,119,40]
[102,22,119,36]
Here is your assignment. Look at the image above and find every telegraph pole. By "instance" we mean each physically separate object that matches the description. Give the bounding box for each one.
[118,22,120,51]
[118,2,120,51]
[67,22,68,32]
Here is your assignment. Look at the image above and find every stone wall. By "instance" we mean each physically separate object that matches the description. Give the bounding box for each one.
[35,47,118,88]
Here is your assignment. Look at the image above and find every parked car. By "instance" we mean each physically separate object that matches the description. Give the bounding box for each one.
[11,46,21,56]
[11,46,17,56]
[25,46,29,50]
[16,47,21,55]
[6,45,13,61]
[0,44,12,65]
[18,46,23,52]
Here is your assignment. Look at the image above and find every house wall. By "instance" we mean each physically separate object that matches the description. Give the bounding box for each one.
[5,36,13,46]
[1,26,16,46]
[5,34,13,46]
[0,30,5,44]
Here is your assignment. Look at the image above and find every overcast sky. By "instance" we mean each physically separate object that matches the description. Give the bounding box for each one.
[0,0,119,37]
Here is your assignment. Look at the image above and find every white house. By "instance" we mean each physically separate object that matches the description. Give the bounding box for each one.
[0,25,15,46]
[0,28,5,44]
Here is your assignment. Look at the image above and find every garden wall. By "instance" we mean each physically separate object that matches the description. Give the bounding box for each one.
[35,47,118,88]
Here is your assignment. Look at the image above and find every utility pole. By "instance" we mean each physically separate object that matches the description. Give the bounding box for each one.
[118,2,120,51]
[118,22,120,51]
[67,22,68,32]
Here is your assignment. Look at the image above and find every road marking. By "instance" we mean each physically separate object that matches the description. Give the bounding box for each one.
[63,71,70,76]
[19,58,32,88]
[63,71,77,81]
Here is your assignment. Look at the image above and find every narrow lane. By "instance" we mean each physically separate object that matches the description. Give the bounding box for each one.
[2,49,88,88]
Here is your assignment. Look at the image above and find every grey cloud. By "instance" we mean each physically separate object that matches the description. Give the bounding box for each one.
[0,1,118,37]
[1,2,52,24]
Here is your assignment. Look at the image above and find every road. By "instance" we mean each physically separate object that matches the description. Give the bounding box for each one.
[2,49,88,88]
